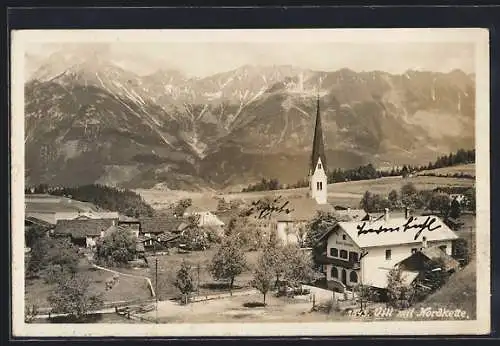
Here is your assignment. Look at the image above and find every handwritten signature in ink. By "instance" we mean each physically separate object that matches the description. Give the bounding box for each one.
[240,196,294,220]
[356,216,442,241]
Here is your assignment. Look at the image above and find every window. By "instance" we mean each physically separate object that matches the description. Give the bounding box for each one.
[439,245,447,253]
[318,163,322,170]
[331,267,338,279]
[349,252,359,263]
[340,249,348,259]
[385,249,392,260]
[349,271,358,283]
[330,248,338,257]
[342,234,347,240]
[411,248,418,254]
[316,181,323,191]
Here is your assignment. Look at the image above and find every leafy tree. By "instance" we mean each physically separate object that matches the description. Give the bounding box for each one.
[49,184,155,217]
[359,191,391,212]
[48,274,103,321]
[386,267,414,309]
[428,193,451,216]
[174,261,195,305]
[216,197,230,212]
[295,225,308,248]
[26,236,51,278]
[209,235,247,295]
[453,238,470,265]
[27,237,80,279]
[223,217,265,251]
[401,182,418,208]
[463,188,476,212]
[305,211,339,248]
[25,303,39,323]
[281,244,319,288]
[388,189,399,208]
[251,251,275,304]
[261,236,287,288]
[46,238,80,273]
[25,225,49,249]
[242,177,282,192]
[450,198,462,219]
[172,198,192,217]
[180,214,210,250]
[96,228,136,266]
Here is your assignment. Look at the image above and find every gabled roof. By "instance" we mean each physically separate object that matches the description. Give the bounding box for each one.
[273,198,335,222]
[25,216,54,228]
[337,215,459,248]
[310,96,327,173]
[420,247,460,272]
[139,217,184,234]
[54,219,114,238]
[335,208,368,221]
[118,215,140,223]
[397,246,460,273]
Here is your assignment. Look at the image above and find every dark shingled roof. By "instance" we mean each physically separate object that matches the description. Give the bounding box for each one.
[310,96,327,173]
[397,246,460,273]
[25,216,54,229]
[54,219,114,238]
[139,217,184,234]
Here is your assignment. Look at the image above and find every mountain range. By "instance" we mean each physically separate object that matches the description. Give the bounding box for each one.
[24,48,475,191]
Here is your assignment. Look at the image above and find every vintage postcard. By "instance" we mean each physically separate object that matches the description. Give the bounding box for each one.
[11,28,490,337]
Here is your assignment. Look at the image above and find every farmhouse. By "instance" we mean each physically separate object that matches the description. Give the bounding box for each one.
[315,208,459,292]
[117,215,141,237]
[183,206,225,232]
[138,217,184,248]
[53,218,117,248]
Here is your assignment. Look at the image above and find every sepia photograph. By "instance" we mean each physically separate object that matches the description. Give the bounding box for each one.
[10,28,490,336]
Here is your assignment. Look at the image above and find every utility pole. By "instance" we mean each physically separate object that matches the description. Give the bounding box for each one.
[155,256,158,324]
[197,262,200,295]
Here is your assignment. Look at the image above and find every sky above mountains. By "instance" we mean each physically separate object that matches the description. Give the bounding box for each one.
[26,41,474,78]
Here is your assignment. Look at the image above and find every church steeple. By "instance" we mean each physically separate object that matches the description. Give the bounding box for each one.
[310,95,327,174]
[309,94,328,205]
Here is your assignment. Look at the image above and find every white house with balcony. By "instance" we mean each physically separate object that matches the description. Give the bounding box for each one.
[315,208,459,292]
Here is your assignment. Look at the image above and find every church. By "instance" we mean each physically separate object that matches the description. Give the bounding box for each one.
[273,96,337,244]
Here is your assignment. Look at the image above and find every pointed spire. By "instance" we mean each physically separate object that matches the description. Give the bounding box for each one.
[310,93,327,173]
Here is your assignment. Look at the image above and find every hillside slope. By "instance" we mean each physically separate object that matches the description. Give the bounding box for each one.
[414,259,477,319]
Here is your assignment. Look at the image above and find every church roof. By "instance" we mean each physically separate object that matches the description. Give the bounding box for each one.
[310,96,327,172]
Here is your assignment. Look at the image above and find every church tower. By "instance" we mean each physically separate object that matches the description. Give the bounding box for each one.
[309,95,328,204]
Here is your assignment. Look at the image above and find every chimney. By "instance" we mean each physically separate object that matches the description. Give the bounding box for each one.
[422,236,428,249]
[112,219,116,226]
[100,230,104,238]
[347,207,351,213]
[384,208,389,221]
[404,207,409,219]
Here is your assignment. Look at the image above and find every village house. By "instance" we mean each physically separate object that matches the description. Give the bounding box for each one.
[314,208,459,292]
[117,215,141,237]
[53,218,118,248]
[183,206,225,235]
[138,217,184,249]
